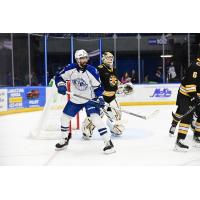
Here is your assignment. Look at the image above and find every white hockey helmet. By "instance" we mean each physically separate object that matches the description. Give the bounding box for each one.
[75,49,89,60]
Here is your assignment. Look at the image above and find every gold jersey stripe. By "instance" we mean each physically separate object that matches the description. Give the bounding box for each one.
[179,127,189,131]
[103,91,116,97]
[179,90,190,96]
[196,122,200,126]
[195,125,200,129]
[195,128,200,133]
[178,130,188,134]
[187,90,196,93]
[180,86,196,92]
[181,85,196,89]
[179,123,190,128]
[185,84,196,87]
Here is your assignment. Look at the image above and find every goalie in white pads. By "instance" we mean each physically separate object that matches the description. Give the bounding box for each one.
[82,52,133,139]
[54,49,115,154]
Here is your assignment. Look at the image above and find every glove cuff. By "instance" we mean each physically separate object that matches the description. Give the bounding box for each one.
[57,82,66,87]
[98,96,104,100]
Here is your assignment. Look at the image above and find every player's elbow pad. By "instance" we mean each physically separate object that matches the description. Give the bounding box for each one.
[55,76,65,87]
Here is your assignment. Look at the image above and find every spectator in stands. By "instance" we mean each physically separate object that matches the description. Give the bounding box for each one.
[144,74,150,83]
[121,72,131,84]
[25,72,39,86]
[154,68,163,83]
[167,62,177,82]
[131,69,138,83]
[31,72,39,85]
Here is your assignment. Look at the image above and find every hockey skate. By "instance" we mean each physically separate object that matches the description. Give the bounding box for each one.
[55,137,70,151]
[174,139,189,152]
[103,140,116,154]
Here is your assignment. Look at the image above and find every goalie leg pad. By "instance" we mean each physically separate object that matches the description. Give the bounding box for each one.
[106,119,125,136]
[104,99,125,135]
[109,99,122,121]
[81,117,95,139]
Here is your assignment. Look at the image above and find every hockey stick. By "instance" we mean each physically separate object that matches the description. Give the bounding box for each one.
[66,91,158,120]
[172,105,196,121]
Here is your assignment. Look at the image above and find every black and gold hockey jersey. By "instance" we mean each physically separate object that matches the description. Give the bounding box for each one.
[97,64,119,102]
[179,62,200,97]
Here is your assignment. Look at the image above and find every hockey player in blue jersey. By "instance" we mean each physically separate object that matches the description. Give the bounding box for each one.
[54,49,115,154]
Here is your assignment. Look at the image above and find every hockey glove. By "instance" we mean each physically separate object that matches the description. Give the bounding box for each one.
[91,96,105,109]
[96,96,105,108]
[57,82,67,95]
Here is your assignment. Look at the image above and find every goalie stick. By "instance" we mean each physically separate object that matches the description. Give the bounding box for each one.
[66,91,159,120]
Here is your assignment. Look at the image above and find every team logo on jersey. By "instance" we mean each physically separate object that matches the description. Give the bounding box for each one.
[109,75,118,87]
[72,78,88,91]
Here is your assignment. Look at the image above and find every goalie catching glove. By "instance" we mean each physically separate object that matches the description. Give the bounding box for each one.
[117,82,134,97]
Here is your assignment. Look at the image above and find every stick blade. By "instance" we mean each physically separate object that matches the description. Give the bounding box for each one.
[146,109,160,120]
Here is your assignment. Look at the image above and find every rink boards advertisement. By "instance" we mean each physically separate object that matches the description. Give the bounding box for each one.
[0,87,46,115]
[117,84,179,106]
[0,84,179,115]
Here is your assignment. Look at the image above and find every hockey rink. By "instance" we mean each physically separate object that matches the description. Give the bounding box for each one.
[1,105,200,166]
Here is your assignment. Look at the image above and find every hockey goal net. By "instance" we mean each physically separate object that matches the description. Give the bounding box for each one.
[31,80,80,139]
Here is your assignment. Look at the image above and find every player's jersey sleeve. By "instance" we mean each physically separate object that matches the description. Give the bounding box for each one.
[180,64,199,96]
[86,65,104,97]
[55,64,75,85]
[97,65,106,84]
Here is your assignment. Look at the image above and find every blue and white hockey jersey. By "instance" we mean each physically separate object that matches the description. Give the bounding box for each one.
[55,63,104,104]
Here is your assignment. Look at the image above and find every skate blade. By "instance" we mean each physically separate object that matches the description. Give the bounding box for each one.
[173,146,189,152]
[82,136,91,140]
[103,148,116,155]
[111,132,122,137]
[55,145,68,151]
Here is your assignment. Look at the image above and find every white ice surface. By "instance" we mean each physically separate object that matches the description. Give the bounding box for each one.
[1,105,200,166]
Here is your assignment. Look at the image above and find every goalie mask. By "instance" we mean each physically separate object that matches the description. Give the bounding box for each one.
[102,52,114,67]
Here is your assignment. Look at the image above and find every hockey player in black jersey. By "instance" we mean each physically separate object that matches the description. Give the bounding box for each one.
[82,52,126,139]
[169,57,200,151]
